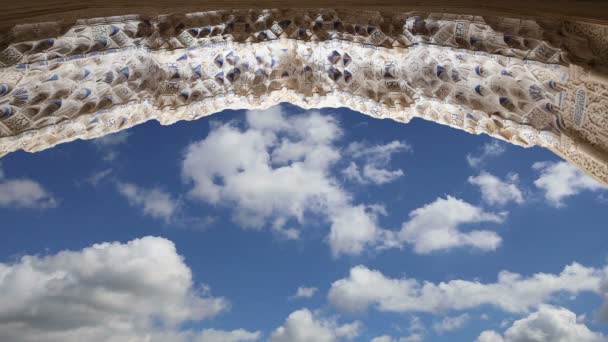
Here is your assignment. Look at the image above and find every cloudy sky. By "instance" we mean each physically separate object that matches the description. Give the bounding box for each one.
[1,103,608,341]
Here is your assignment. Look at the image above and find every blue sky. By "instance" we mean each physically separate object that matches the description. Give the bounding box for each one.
[1,103,608,342]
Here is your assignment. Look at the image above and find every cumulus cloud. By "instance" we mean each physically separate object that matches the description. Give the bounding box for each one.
[533,161,606,207]
[180,107,506,256]
[394,196,504,254]
[476,305,605,342]
[293,286,319,299]
[269,309,361,342]
[117,182,180,223]
[0,163,56,209]
[468,172,524,206]
[467,140,506,168]
[181,106,387,256]
[329,205,383,256]
[342,140,410,185]
[0,236,247,342]
[328,263,602,314]
[433,313,470,333]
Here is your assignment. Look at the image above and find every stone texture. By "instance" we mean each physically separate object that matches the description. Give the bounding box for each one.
[0,9,607,185]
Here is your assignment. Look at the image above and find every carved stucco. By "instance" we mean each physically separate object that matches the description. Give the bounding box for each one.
[0,9,607,185]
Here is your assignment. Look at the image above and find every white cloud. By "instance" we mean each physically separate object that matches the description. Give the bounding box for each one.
[397,336,424,342]
[342,140,410,185]
[117,182,179,223]
[293,286,319,299]
[433,313,470,333]
[84,168,113,186]
[370,335,424,342]
[93,131,131,161]
[346,140,412,164]
[328,263,602,314]
[371,336,395,342]
[476,331,505,342]
[499,319,511,328]
[181,106,385,256]
[407,316,426,335]
[0,236,240,342]
[596,275,608,322]
[195,329,261,342]
[329,205,383,256]
[0,163,56,209]
[343,162,404,185]
[0,179,57,209]
[373,316,426,342]
[476,305,605,342]
[149,329,261,342]
[342,163,365,183]
[533,161,605,207]
[269,309,361,342]
[467,140,506,168]
[180,108,507,256]
[468,172,524,206]
[394,196,504,254]
[370,316,426,342]
[361,166,404,185]
[102,150,119,162]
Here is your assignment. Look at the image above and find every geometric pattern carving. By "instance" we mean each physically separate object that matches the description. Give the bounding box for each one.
[1,9,607,185]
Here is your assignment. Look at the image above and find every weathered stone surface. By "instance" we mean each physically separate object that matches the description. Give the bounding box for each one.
[0,9,607,185]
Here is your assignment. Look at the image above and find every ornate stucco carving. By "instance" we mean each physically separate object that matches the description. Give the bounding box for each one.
[0,9,607,185]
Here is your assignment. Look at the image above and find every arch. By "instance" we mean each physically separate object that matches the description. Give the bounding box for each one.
[1,9,608,184]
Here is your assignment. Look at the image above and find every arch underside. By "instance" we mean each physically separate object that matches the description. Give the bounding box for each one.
[1,9,608,184]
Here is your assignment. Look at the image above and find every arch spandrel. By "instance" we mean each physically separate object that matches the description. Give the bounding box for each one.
[0,9,607,185]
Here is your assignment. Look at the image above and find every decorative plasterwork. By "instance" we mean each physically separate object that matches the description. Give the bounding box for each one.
[0,9,607,185]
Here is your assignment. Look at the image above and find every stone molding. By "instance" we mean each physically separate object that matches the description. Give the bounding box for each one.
[0,9,607,185]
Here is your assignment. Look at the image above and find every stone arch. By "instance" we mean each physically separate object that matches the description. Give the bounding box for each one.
[1,8,608,185]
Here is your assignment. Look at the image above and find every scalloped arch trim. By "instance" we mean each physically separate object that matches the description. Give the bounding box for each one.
[1,9,607,184]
